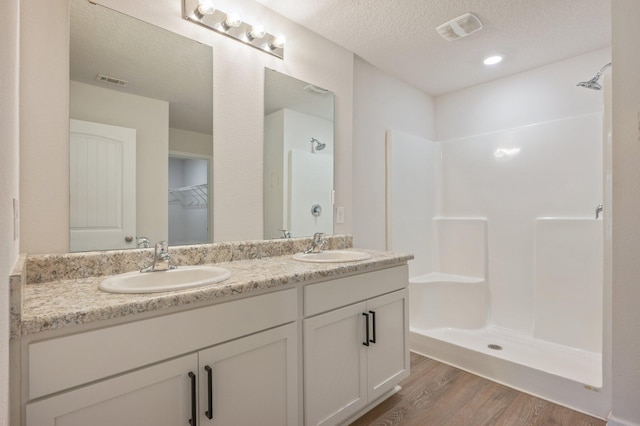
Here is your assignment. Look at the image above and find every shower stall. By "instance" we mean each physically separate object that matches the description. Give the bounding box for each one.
[386,57,612,418]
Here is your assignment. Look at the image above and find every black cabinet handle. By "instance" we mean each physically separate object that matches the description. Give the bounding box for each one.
[204,365,213,419]
[369,310,377,344]
[188,372,197,426]
[362,312,370,346]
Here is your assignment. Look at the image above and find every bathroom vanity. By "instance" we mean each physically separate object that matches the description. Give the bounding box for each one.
[10,237,411,426]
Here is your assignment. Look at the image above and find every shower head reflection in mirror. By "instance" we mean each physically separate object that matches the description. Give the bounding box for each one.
[310,138,326,153]
[263,69,335,240]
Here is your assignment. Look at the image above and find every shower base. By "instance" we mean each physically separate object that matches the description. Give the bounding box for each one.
[410,326,608,419]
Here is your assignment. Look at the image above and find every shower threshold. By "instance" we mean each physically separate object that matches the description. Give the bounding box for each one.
[410,325,607,418]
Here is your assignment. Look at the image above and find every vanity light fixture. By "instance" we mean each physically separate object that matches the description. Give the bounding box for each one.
[183,0,285,59]
[221,12,242,31]
[268,34,286,50]
[194,0,215,19]
[247,24,266,41]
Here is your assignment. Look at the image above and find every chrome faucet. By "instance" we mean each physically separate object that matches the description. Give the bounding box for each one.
[279,229,291,239]
[141,241,176,272]
[596,204,604,219]
[136,236,150,248]
[305,233,327,254]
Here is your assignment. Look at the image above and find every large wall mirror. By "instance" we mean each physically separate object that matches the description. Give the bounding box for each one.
[263,69,335,240]
[69,0,213,251]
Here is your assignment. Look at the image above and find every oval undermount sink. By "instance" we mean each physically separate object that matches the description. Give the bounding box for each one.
[99,266,231,294]
[293,250,372,263]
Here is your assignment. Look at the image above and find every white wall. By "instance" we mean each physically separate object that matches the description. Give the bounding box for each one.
[70,81,170,243]
[611,1,640,424]
[20,0,69,253]
[20,0,354,252]
[352,56,436,250]
[437,48,610,141]
[169,128,213,157]
[0,1,20,424]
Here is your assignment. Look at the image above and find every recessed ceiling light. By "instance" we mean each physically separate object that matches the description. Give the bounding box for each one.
[483,55,503,65]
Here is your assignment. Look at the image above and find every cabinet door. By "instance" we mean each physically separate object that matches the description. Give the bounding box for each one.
[198,323,298,426]
[304,302,368,426]
[26,354,197,426]
[366,289,410,402]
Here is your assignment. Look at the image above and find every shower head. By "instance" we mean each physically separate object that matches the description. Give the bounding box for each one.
[310,137,326,152]
[577,62,612,91]
[577,79,602,91]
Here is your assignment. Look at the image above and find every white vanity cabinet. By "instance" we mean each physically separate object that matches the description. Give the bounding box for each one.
[197,323,298,425]
[23,289,298,426]
[26,353,198,426]
[18,262,410,426]
[302,266,410,426]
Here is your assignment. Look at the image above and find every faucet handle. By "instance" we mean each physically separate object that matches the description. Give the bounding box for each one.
[136,236,150,248]
[155,241,170,259]
[313,232,325,242]
[279,229,291,238]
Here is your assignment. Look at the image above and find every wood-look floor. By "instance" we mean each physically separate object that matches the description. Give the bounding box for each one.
[350,352,605,426]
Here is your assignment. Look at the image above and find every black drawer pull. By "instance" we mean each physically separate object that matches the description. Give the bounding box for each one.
[188,372,197,426]
[205,365,213,419]
[363,312,370,346]
[369,310,377,344]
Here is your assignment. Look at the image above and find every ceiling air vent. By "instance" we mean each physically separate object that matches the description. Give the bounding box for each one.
[436,12,483,41]
[96,73,130,87]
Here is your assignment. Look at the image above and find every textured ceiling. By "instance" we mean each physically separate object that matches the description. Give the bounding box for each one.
[253,0,611,96]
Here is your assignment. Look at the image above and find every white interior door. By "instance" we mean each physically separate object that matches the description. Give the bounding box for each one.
[70,119,136,251]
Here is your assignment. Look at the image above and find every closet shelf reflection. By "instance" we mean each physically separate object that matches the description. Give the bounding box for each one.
[169,183,208,208]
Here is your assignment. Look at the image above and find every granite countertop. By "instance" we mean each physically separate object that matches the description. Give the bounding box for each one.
[19,249,412,336]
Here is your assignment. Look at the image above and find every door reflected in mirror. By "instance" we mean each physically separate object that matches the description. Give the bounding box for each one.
[263,69,335,239]
[69,0,213,252]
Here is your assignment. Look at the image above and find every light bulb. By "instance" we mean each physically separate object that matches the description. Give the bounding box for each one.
[269,34,286,49]
[197,0,215,15]
[223,12,242,28]
[248,24,266,40]
[483,55,503,65]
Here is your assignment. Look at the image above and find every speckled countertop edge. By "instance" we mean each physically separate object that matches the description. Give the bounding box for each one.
[18,250,412,337]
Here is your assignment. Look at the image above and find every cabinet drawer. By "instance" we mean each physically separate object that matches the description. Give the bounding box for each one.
[29,288,297,400]
[304,265,408,317]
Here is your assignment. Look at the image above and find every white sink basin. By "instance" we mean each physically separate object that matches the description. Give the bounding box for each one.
[99,266,231,294]
[293,250,372,263]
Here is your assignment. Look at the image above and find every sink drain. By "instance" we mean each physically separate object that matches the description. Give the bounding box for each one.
[487,344,503,350]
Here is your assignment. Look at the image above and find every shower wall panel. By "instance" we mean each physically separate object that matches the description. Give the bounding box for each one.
[440,114,603,333]
[534,218,603,352]
[385,130,440,277]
